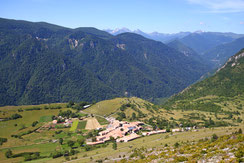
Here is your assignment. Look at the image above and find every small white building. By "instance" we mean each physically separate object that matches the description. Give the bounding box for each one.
[83,105,90,109]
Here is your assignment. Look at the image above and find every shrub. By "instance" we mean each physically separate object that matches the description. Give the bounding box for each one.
[32,121,38,127]
[211,134,218,141]
[0,137,7,145]
[11,113,22,120]
[174,142,180,148]
[113,142,117,150]
[5,149,12,158]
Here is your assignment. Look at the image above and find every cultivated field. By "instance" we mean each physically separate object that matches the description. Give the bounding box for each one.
[70,120,79,132]
[85,118,102,130]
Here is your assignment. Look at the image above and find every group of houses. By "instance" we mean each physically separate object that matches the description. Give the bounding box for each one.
[87,118,144,145]
[86,118,189,145]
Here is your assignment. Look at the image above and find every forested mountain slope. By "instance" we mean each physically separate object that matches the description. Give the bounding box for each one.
[0,18,210,106]
[166,49,244,109]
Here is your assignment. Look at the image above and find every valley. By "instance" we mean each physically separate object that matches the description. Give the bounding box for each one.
[0,15,244,163]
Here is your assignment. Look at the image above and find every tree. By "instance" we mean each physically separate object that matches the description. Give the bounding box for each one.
[32,121,38,127]
[77,138,85,146]
[67,101,75,108]
[24,154,32,161]
[67,140,74,148]
[109,136,115,142]
[5,149,12,158]
[59,138,63,145]
[113,142,117,150]
[85,145,91,151]
[11,113,22,120]
[132,113,136,120]
[0,137,7,145]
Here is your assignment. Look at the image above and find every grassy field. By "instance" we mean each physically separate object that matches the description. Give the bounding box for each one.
[96,116,109,125]
[0,97,243,163]
[0,108,68,138]
[84,98,127,116]
[77,121,87,130]
[70,120,79,132]
[83,97,156,121]
[46,125,244,163]
[39,115,53,122]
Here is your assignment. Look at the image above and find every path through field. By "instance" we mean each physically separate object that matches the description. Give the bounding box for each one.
[85,117,102,130]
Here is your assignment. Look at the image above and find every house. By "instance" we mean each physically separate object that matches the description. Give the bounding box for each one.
[83,105,90,109]
[87,120,144,145]
[172,128,181,132]
[116,133,141,142]
[142,129,166,136]
[86,141,104,145]
[52,120,57,124]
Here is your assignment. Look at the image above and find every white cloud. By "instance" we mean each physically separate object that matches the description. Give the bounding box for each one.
[187,0,244,13]
[240,21,244,24]
[199,22,205,25]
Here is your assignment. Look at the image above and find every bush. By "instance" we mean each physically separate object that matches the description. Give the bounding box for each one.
[238,128,242,134]
[32,121,38,127]
[174,156,188,162]
[211,134,218,141]
[11,113,22,120]
[67,140,75,147]
[51,151,63,158]
[0,137,7,145]
[113,142,117,150]
[85,145,91,151]
[174,142,180,148]
[5,149,12,158]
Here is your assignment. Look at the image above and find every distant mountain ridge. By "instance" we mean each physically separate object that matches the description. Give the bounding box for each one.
[0,18,210,106]
[179,32,244,55]
[104,28,191,43]
[104,28,244,46]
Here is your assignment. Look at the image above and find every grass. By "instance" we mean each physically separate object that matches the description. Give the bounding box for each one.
[96,116,109,125]
[48,125,244,163]
[70,120,79,132]
[39,115,53,122]
[77,121,87,130]
[84,98,127,116]
[0,97,243,162]
[84,97,155,121]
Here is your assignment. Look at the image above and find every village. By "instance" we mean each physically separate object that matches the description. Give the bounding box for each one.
[38,113,196,146]
[86,117,196,145]
[34,103,198,146]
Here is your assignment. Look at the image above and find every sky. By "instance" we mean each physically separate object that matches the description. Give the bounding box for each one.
[0,0,244,34]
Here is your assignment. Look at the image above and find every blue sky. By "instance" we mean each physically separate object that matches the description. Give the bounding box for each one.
[0,0,244,33]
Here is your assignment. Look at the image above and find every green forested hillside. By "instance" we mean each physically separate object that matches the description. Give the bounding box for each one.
[0,18,210,106]
[165,49,244,110]
[166,39,212,67]
[203,37,244,68]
